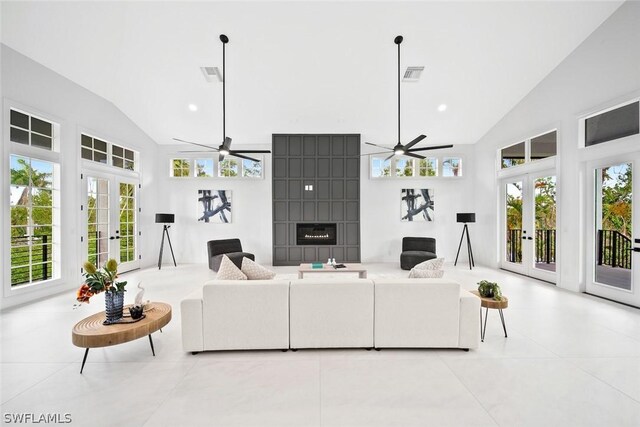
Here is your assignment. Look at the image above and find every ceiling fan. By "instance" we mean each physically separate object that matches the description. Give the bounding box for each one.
[363,35,453,161]
[174,34,271,162]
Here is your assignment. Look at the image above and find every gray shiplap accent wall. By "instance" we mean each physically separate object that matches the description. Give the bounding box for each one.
[272,134,360,266]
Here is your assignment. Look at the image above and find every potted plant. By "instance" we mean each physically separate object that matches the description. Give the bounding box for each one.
[75,259,127,324]
[477,280,503,301]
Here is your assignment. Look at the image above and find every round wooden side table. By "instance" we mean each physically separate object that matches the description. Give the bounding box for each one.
[72,302,172,373]
[471,291,508,342]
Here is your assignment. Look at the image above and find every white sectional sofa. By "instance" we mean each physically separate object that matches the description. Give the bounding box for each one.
[181,278,480,353]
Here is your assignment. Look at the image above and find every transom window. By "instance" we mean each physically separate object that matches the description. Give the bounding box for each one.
[584,100,639,147]
[371,156,458,178]
[10,155,58,287]
[10,109,55,151]
[112,144,136,171]
[81,134,108,164]
[170,156,263,178]
[500,130,557,170]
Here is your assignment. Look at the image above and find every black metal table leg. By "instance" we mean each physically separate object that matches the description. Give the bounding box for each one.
[481,307,488,342]
[80,348,89,374]
[498,308,508,337]
[148,334,156,356]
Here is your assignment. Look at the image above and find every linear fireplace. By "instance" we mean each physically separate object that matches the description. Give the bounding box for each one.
[296,223,337,246]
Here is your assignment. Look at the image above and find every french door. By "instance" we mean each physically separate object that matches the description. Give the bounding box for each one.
[83,172,139,273]
[500,170,557,283]
[586,156,640,307]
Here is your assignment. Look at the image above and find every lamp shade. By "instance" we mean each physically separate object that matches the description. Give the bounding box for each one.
[155,213,175,224]
[457,213,476,223]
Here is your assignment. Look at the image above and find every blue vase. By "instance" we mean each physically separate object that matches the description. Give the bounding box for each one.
[104,291,125,324]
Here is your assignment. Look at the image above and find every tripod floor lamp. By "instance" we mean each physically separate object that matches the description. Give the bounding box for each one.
[455,213,475,270]
[156,213,177,270]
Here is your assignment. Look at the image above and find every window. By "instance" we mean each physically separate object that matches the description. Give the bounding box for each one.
[219,159,239,177]
[119,183,136,263]
[87,177,109,267]
[395,158,414,177]
[442,157,462,177]
[531,131,557,160]
[500,130,557,170]
[10,109,54,151]
[194,159,214,177]
[242,159,263,178]
[171,159,191,177]
[10,155,58,286]
[585,101,639,147]
[371,157,391,178]
[112,144,136,171]
[418,158,438,177]
[81,134,108,164]
[501,142,526,169]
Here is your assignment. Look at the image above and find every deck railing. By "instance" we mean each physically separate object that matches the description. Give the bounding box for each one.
[506,228,556,264]
[10,234,51,285]
[597,229,631,269]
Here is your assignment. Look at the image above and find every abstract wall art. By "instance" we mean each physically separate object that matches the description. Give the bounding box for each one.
[197,190,231,223]
[401,188,434,221]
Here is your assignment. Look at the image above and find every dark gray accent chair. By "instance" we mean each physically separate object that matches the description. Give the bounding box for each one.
[400,237,437,270]
[207,239,255,272]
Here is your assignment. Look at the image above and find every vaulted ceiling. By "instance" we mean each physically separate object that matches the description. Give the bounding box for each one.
[0,1,623,148]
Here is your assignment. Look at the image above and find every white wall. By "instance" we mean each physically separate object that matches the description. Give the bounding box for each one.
[1,45,160,309]
[360,145,476,263]
[472,1,640,292]
[155,145,272,265]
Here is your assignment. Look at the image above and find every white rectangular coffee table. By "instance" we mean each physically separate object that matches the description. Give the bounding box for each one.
[298,264,367,279]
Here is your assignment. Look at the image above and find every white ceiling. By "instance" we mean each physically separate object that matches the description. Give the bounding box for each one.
[0,1,623,148]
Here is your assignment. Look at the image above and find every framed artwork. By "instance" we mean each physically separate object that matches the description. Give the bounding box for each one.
[401,189,434,221]
[197,190,231,223]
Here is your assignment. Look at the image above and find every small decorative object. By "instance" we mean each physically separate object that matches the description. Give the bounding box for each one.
[129,305,144,320]
[477,280,502,301]
[75,258,128,324]
[134,281,145,307]
[312,262,324,269]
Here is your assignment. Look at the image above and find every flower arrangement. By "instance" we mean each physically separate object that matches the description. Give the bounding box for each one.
[75,259,127,305]
[477,280,503,301]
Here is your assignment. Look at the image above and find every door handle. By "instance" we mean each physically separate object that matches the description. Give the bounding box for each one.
[527,237,533,240]
[115,236,120,240]
[110,236,115,240]
[522,237,527,240]
[631,247,640,252]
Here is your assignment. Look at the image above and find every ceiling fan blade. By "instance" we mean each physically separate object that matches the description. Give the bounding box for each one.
[365,142,393,150]
[223,137,232,149]
[231,150,272,154]
[404,152,426,160]
[384,153,395,161]
[360,151,394,156]
[230,153,260,162]
[178,150,220,153]
[173,138,218,151]
[408,144,454,152]
[404,134,426,150]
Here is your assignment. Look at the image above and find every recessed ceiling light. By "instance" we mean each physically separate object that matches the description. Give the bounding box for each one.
[438,104,447,112]
[188,104,198,112]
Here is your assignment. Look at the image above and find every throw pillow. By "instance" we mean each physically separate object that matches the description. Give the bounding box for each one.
[413,257,445,271]
[241,257,276,280]
[408,268,444,279]
[216,255,247,280]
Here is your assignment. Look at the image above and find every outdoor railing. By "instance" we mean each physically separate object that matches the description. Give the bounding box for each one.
[597,229,632,269]
[506,228,556,264]
[10,234,51,286]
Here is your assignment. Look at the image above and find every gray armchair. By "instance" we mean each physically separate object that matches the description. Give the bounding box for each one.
[207,239,255,271]
[400,237,437,270]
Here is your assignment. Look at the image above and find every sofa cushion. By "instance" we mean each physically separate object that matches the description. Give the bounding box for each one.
[241,257,276,280]
[409,268,444,279]
[414,257,445,271]
[216,255,247,280]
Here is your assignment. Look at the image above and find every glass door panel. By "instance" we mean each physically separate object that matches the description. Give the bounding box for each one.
[87,177,110,267]
[506,181,523,265]
[534,176,557,273]
[594,163,632,290]
[117,180,138,271]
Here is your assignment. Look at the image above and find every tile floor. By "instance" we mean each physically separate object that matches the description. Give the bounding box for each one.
[2,263,640,426]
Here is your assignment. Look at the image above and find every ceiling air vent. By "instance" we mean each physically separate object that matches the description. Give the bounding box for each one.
[200,66,223,83]
[403,66,424,82]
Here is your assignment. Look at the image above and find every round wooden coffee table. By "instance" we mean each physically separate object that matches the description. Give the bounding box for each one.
[72,302,172,373]
[471,291,508,342]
